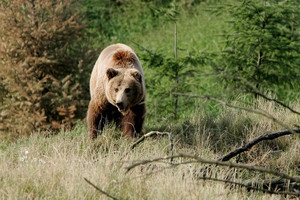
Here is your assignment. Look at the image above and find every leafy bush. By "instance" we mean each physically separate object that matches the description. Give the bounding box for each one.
[0,0,95,136]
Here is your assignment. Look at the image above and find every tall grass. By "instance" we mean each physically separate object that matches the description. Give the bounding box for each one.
[1,98,299,199]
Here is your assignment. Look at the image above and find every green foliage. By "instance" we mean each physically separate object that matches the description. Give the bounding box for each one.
[82,0,172,43]
[141,50,208,120]
[135,1,212,120]
[0,0,96,136]
[127,0,230,121]
[81,0,205,45]
[218,0,300,101]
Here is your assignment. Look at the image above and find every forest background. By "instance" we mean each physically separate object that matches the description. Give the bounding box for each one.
[0,0,299,199]
[0,0,299,134]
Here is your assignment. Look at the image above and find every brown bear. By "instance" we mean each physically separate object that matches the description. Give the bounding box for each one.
[87,43,146,139]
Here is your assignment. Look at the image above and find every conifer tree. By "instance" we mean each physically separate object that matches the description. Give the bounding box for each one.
[219,0,300,100]
[141,1,207,120]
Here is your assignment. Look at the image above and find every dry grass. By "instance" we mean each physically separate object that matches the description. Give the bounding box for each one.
[0,98,299,199]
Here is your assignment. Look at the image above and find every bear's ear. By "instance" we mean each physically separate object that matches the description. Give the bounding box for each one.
[131,71,142,83]
[106,68,119,80]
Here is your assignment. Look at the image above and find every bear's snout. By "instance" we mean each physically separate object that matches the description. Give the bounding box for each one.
[116,101,124,109]
[116,101,126,112]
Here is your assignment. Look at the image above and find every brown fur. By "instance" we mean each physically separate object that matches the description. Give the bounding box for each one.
[87,44,146,139]
[112,50,136,67]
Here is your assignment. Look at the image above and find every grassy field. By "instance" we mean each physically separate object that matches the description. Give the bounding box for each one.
[1,98,299,199]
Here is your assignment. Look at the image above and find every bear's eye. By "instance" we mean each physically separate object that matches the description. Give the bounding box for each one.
[114,88,119,92]
[125,88,131,93]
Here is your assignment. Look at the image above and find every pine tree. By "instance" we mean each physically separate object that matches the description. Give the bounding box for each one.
[141,1,207,120]
[219,0,300,100]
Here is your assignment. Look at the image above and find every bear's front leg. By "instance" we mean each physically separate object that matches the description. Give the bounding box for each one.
[87,100,106,139]
[122,103,146,138]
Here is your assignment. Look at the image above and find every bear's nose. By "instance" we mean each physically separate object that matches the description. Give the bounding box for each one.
[116,102,124,110]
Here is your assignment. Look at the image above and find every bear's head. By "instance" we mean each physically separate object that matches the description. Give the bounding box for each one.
[105,68,144,114]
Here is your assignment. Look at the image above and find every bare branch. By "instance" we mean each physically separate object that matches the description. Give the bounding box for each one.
[251,89,300,115]
[244,177,300,195]
[130,131,172,150]
[234,76,300,115]
[197,176,300,196]
[83,178,119,200]
[124,131,174,163]
[218,129,300,161]
[124,161,299,196]
[214,75,300,116]
[125,153,300,183]
[125,153,300,196]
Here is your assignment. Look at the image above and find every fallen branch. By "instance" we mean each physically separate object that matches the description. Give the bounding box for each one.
[126,153,300,182]
[130,131,172,151]
[84,178,119,200]
[218,129,300,161]
[244,177,300,194]
[197,176,300,196]
[124,131,174,162]
[125,153,300,196]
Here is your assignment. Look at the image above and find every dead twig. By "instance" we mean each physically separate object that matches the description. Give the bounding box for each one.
[251,89,300,115]
[126,153,300,182]
[130,131,172,150]
[84,177,119,200]
[218,129,300,161]
[233,76,300,115]
[125,153,300,196]
[213,75,300,116]
[125,131,174,162]
[197,176,300,196]
[244,177,300,195]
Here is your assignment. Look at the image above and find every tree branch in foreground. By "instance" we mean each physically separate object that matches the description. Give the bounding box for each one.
[197,176,300,196]
[218,129,300,161]
[84,178,119,200]
[125,153,300,196]
[243,177,300,195]
[126,153,300,182]
[123,131,174,162]
[130,131,173,151]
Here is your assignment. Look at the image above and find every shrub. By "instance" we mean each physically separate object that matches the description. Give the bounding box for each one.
[0,0,94,136]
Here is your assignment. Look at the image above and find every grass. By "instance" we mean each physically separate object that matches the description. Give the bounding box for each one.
[0,98,299,199]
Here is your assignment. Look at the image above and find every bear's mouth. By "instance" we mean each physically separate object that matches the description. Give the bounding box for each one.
[116,102,128,114]
[118,107,125,112]
[118,108,129,115]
